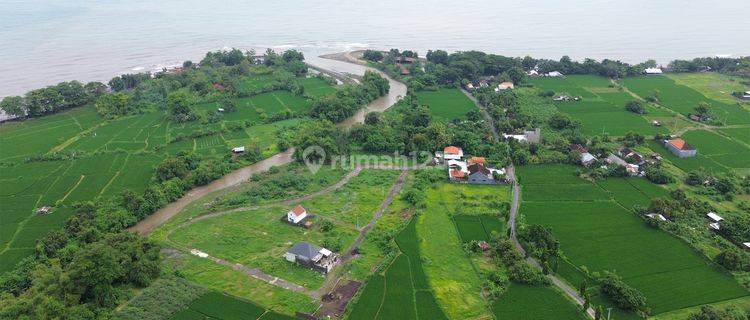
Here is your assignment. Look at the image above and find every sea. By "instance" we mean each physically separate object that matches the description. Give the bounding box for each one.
[1,0,749,97]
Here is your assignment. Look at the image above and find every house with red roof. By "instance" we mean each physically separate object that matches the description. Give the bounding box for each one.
[443,146,464,161]
[664,138,697,158]
[287,205,308,224]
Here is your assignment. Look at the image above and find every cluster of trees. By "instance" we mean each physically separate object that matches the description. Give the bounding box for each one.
[485,236,549,295]
[625,100,647,114]
[1,81,104,118]
[0,203,161,318]
[669,56,750,78]
[687,305,749,320]
[309,70,389,122]
[599,272,649,313]
[518,225,560,272]
[686,169,747,201]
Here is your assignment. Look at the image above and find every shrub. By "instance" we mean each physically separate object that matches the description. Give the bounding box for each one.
[599,272,648,313]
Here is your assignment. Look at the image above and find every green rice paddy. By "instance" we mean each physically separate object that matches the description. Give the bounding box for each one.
[517,164,749,315]
[415,88,476,120]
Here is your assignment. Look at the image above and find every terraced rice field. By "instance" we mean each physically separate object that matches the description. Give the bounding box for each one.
[415,88,476,120]
[621,75,750,125]
[530,75,669,136]
[0,74,335,273]
[518,164,749,315]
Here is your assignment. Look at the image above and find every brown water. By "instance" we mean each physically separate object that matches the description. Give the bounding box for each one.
[128,56,404,234]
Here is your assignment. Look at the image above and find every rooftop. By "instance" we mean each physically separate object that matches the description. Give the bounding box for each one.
[667,138,695,151]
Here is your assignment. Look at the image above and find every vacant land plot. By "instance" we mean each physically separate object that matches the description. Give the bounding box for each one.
[415,88,476,120]
[418,183,509,319]
[622,76,750,125]
[453,215,506,243]
[519,164,749,315]
[347,218,447,320]
[491,283,586,320]
[298,77,337,98]
[530,75,667,136]
[170,291,295,320]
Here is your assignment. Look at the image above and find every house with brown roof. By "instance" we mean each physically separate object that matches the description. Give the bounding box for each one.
[449,169,466,181]
[495,81,514,92]
[664,138,697,158]
[468,157,486,166]
[287,205,308,224]
[442,146,464,161]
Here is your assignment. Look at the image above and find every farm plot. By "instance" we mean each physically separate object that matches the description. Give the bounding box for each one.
[347,218,447,320]
[417,183,507,319]
[530,75,665,136]
[491,283,586,320]
[297,77,336,98]
[519,164,749,315]
[415,88,476,121]
[682,130,750,169]
[667,72,750,105]
[453,215,506,242]
[646,140,727,174]
[170,291,295,320]
[621,76,750,125]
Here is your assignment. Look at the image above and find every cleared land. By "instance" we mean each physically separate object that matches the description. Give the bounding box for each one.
[529,75,669,136]
[415,88,476,120]
[0,74,335,273]
[518,164,749,315]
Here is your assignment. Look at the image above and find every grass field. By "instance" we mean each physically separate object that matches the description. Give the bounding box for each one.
[170,291,296,320]
[491,283,587,320]
[667,72,750,105]
[0,73,335,274]
[518,164,749,315]
[529,75,669,136]
[453,215,506,242]
[415,88,476,120]
[621,76,750,125]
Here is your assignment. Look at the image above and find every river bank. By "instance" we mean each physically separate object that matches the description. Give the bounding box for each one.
[128,53,406,234]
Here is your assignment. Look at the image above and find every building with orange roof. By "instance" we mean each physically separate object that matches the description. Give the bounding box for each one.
[443,146,464,160]
[468,157,486,165]
[287,205,308,224]
[664,138,697,158]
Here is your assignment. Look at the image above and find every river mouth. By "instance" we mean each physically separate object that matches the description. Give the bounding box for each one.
[128,53,406,234]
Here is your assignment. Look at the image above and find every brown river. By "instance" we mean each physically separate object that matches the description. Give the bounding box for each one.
[128,55,407,234]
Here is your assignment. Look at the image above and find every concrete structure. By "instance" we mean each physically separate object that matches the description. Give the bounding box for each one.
[284,241,339,273]
[706,212,724,223]
[467,163,493,184]
[646,213,668,221]
[232,146,245,153]
[503,128,541,144]
[495,81,514,91]
[664,138,697,158]
[547,71,563,77]
[581,152,597,166]
[287,205,308,224]
[443,146,464,160]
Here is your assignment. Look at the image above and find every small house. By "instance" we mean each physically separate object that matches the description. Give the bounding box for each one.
[570,144,588,154]
[527,69,539,76]
[503,128,540,144]
[606,154,628,167]
[465,83,475,91]
[742,91,750,100]
[217,108,225,112]
[36,206,52,215]
[212,83,226,90]
[706,212,724,223]
[689,114,701,122]
[547,71,563,77]
[742,242,750,251]
[443,146,464,161]
[467,163,493,184]
[664,138,697,158]
[581,152,597,166]
[652,120,661,126]
[644,68,663,75]
[287,205,308,224]
[232,146,245,154]
[284,241,339,273]
[709,222,721,231]
[468,157,486,166]
[477,241,490,251]
[449,169,466,181]
[495,81,514,92]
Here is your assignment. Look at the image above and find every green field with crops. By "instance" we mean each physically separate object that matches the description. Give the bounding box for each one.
[621,75,750,125]
[518,164,749,315]
[0,73,335,273]
[415,88,476,120]
[529,75,669,136]
[491,283,587,320]
[347,218,447,320]
[453,215,506,242]
[170,291,295,320]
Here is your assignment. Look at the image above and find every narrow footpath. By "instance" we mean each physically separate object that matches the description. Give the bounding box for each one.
[461,88,500,140]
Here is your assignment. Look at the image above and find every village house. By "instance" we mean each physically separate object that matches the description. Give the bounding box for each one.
[651,120,662,126]
[547,71,564,77]
[617,147,646,166]
[644,67,663,75]
[503,128,541,144]
[581,152,597,166]
[526,69,539,76]
[494,81,514,92]
[284,241,339,273]
[707,212,724,231]
[743,242,750,251]
[440,147,505,184]
[440,146,464,161]
[742,91,750,100]
[286,205,308,224]
[664,138,697,158]
[605,154,639,175]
